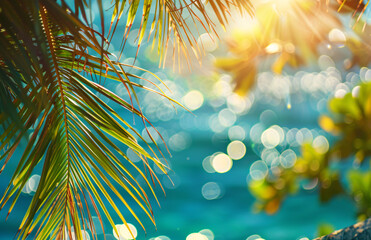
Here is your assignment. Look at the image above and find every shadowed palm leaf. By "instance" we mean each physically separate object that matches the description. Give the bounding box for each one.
[0,0,252,239]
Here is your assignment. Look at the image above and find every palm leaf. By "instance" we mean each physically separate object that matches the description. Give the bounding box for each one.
[0,0,252,239]
[0,1,165,239]
[102,0,254,67]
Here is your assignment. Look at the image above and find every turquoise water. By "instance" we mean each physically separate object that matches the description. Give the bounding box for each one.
[0,89,359,239]
[1,2,367,239]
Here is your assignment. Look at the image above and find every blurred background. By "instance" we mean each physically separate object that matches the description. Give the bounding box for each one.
[1,0,371,239]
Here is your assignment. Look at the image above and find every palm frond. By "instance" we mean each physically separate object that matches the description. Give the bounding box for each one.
[0,0,252,239]
[0,1,168,239]
[76,0,254,67]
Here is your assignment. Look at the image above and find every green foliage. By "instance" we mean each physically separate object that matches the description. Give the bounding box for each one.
[323,82,371,162]
[249,144,343,214]
[317,223,335,237]
[348,171,371,220]
[345,21,371,69]
[249,82,371,219]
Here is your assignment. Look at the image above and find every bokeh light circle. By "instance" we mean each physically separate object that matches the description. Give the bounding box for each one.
[212,153,233,173]
[280,149,297,168]
[183,90,204,111]
[186,232,208,240]
[113,223,137,240]
[227,141,246,160]
[312,135,329,154]
[249,161,268,181]
[261,128,280,149]
[202,182,221,200]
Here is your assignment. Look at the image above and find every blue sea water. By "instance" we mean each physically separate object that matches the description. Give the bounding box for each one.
[1,1,369,239]
[0,86,359,239]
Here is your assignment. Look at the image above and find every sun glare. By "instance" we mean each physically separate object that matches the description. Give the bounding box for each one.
[265,43,282,54]
[227,0,342,75]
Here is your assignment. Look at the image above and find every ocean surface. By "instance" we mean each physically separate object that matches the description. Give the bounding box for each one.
[0,2,367,239]
[0,80,360,239]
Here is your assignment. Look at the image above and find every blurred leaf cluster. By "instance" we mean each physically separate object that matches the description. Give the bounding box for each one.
[216,0,371,94]
[317,223,335,237]
[249,82,371,220]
